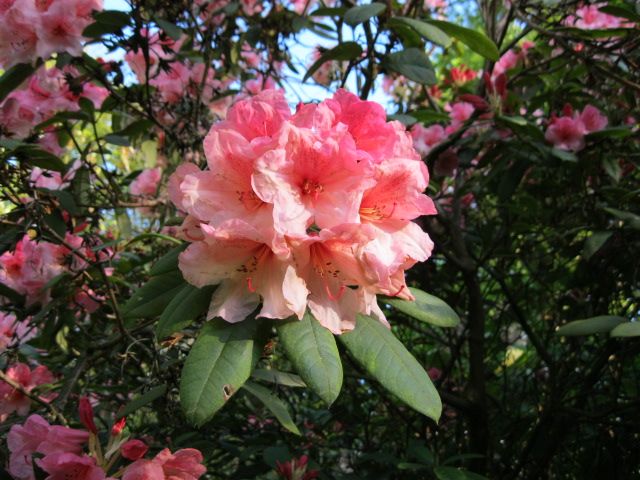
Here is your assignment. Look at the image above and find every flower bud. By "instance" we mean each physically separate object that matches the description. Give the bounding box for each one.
[121,439,149,461]
[111,417,126,436]
[79,396,97,434]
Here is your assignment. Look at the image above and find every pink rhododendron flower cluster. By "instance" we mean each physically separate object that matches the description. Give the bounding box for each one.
[545,104,608,151]
[448,65,476,86]
[0,364,55,421]
[0,66,108,139]
[564,4,631,29]
[8,412,207,479]
[0,233,113,307]
[0,312,36,353]
[0,0,102,68]
[168,89,436,334]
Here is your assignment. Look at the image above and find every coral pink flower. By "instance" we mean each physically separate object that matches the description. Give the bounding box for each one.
[448,101,474,125]
[0,312,36,353]
[7,414,90,479]
[36,452,106,480]
[123,448,206,480]
[179,221,307,322]
[150,62,191,104]
[168,89,436,332]
[125,29,183,83]
[448,65,476,86]
[121,439,149,461]
[410,124,446,156]
[0,363,56,421]
[130,168,162,196]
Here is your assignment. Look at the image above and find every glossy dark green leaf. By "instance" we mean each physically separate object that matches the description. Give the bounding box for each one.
[598,5,640,22]
[149,244,188,276]
[582,231,612,260]
[303,42,363,82]
[180,319,265,426]
[610,322,640,338]
[343,2,386,26]
[156,18,183,40]
[385,288,460,327]
[339,315,441,421]
[0,63,36,102]
[556,315,626,336]
[122,271,186,319]
[425,20,499,61]
[277,312,342,405]
[156,284,215,339]
[603,207,640,230]
[389,17,451,47]
[252,369,306,388]
[385,48,436,85]
[242,381,301,435]
[104,134,131,147]
[118,384,167,418]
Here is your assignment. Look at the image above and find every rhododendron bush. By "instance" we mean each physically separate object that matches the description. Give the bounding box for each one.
[1,0,639,478]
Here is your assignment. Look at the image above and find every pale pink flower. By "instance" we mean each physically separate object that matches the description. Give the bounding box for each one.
[125,29,183,83]
[130,168,162,197]
[0,235,66,305]
[150,62,191,104]
[179,221,307,322]
[0,363,55,421]
[241,0,262,15]
[565,3,629,29]
[0,312,36,353]
[410,124,446,156]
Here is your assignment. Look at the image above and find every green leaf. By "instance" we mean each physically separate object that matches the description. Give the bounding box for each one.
[411,109,451,124]
[610,322,640,338]
[83,10,130,37]
[309,6,347,16]
[387,114,417,127]
[252,369,306,388]
[104,134,131,147]
[0,63,36,102]
[180,319,266,426]
[149,244,188,276]
[587,126,634,139]
[242,381,301,435]
[598,5,640,23]
[388,17,451,47]
[385,288,460,327]
[551,148,578,162]
[339,315,441,421]
[582,231,612,260]
[118,384,167,418]
[156,18,183,40]
[156,284,214,339]
[122,271,186,319]
[434,466,489,480]
[424,20,499,61]
[603,207,640,230]
[276,312,342,405]
[343,2,386,26]
[385,48,436,84]
[303,42,363,82]
[556,315,626,336]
